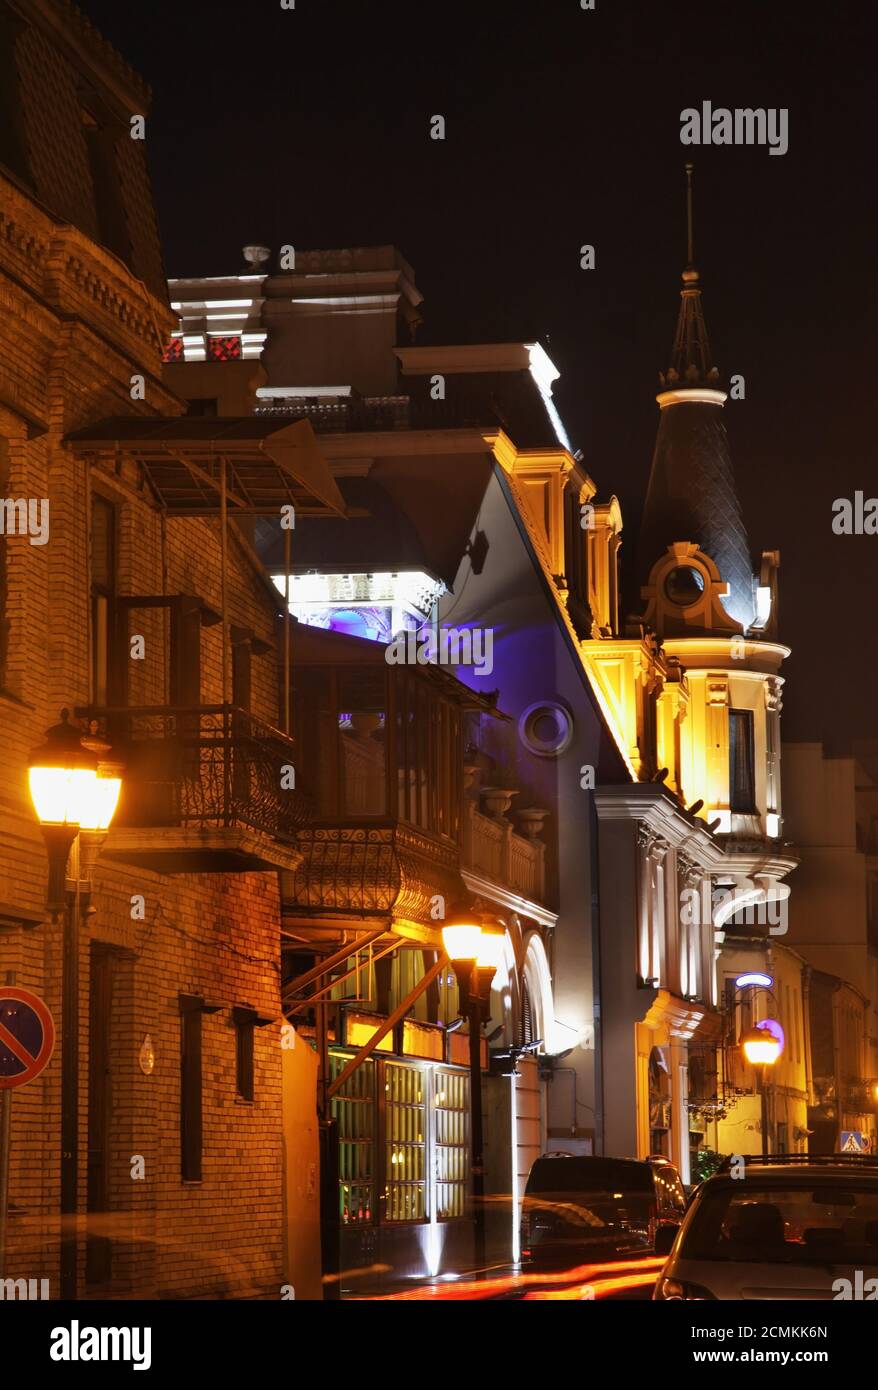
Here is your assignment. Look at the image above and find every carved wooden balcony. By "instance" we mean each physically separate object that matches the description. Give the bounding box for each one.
[77,704,310,872]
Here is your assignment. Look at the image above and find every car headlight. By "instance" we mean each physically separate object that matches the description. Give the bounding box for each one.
[654,1277,716,1300]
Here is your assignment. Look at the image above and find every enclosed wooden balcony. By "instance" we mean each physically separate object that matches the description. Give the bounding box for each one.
[77,704,310,872]
[281,627,512,940]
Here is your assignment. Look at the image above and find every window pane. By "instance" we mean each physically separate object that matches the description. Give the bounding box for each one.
[330,1053,375,1224]
[729,709,755,812]
[434,1070,469,1220]
[339,671,386,816]
[383,1061,426,1222]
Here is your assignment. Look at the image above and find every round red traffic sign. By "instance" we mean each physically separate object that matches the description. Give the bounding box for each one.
[0,987,55,1089]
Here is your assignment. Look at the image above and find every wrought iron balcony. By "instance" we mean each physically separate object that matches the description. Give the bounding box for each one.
[77,704,310,873]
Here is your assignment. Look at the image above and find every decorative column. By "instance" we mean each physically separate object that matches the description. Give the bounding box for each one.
[765,677,784,834]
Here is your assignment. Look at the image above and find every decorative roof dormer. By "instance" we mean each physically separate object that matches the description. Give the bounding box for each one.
[641,542,744,639]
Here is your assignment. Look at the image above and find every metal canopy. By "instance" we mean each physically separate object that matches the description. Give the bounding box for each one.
[65,416,347,517]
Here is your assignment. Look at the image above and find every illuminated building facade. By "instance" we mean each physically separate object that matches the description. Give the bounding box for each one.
[585,216,796,1180]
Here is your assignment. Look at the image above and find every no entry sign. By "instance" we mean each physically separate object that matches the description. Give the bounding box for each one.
[0,987,55,1089]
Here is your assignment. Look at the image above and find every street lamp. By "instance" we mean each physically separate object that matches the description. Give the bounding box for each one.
[28,709,122,1299]
[441,913,505,1275]
[741,1024,782,1067]
[740,1021,781,1158]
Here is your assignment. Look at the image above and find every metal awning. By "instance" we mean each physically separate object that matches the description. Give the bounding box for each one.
[65,416,347,517]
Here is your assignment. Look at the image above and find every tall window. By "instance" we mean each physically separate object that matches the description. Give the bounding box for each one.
[81,104,132,266]
[729,708,756,812]
[330,1053,375,1225]
[0,10,30,185]
[91,495,116,704]
[433,1071,468,1219]
[384,1062,426,1222]
[179,996,204,1183]
[395,671,461,838]
[232,1008,256,1102]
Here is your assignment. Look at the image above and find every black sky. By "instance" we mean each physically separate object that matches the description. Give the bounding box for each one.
[77,0,878,750]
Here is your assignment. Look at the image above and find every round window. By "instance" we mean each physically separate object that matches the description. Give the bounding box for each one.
[518,702,573,758]
[664,565,705,606]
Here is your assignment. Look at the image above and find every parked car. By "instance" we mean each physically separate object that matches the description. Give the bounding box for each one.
[653,1154,878,1300]
[520,1153,686,1267]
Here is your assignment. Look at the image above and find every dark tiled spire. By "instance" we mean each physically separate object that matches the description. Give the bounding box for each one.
[638,166,756,631]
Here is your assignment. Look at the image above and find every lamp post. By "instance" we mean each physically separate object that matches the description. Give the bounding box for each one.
[741,1024,781,1159]
[28,710,121,1299]
[441,915,505,1276]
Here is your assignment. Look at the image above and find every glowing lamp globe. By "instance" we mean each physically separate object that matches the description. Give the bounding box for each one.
[741,1024,781,1067]
[28,711,121,914]
[442,921,483,963]
[78,770,123,831]
[476,927,507,972]
[28,710,98,826]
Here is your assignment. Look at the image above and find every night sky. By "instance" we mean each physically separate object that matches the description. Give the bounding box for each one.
[78,0,878,750]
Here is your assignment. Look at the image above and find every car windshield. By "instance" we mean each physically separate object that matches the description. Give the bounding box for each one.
[525,1159,653,1195]
[683,1180,878,1265]
[523,1160,656,1237]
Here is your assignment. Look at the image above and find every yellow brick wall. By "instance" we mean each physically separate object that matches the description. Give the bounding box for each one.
[0,170,288,1300]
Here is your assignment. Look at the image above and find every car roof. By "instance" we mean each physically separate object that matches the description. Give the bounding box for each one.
[699,1163,878,1189]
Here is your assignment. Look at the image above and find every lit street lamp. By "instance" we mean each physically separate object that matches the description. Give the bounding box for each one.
[28,710,122,1298]
[740,1022,781,1158]
[441,913,505,1275]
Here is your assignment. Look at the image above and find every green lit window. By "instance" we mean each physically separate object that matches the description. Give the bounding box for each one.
[433,1070,469,1219]
[330,1052,375,1225]
[383,1062,426,1222]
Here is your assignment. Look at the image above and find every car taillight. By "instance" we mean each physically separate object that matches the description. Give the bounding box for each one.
[654,1277,715,1300]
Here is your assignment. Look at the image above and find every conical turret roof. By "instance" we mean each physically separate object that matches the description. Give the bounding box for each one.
[637,167,756,631]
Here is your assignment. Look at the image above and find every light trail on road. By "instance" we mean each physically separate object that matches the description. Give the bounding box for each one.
[356,1254,665,1300]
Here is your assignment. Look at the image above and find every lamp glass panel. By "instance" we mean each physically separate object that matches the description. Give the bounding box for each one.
[28,766,97,826]
[742,1034,780,1065]
[441,923,481,962]
[79,774,122,831]
[476,931,507,971]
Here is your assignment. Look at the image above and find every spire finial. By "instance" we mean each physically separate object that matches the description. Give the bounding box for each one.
[659,162,719,389]
[685,161,695,271]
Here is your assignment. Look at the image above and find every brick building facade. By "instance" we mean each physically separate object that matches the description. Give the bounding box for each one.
[0,0,296,1298]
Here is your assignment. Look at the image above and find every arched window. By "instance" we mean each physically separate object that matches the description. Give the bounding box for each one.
[648,1046,671,1157]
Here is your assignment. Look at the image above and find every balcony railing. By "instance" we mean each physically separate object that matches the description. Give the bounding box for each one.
[461,802,546,903]
[79,705,311,844]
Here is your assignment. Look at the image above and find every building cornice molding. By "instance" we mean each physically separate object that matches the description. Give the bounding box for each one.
[656,388,727,408]
[593,784,798,878]
[461,868,558,930]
